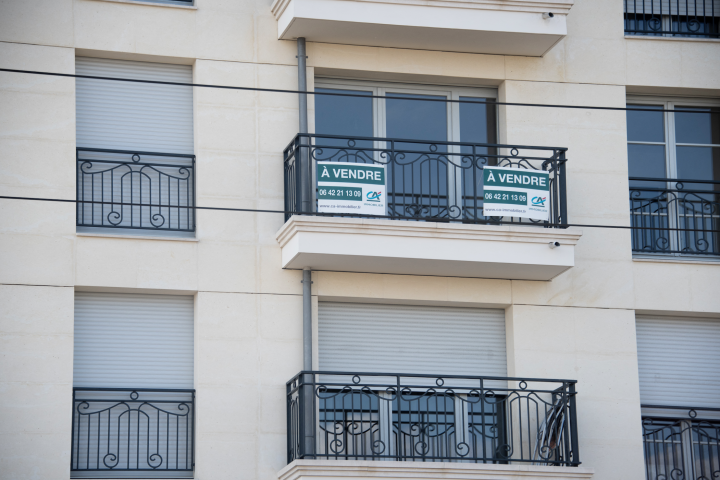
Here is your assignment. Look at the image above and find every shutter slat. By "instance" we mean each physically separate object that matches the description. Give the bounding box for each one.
[318,302,507,377]
[636,315,720,409]
[76,57,194,154]
[73,293,194,389]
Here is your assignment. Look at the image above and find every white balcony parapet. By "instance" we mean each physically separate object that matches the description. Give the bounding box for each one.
[279,460,594,480]
[270,0,574,56]
[276,216,582,281]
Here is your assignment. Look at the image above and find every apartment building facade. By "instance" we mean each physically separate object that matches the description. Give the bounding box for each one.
[0,0,718,479]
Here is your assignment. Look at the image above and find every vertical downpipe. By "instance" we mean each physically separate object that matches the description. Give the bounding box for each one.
[297,37,315,460]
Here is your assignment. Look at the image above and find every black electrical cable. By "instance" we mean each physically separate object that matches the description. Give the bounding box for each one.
[2,195,718,234]
[0,67,716,114]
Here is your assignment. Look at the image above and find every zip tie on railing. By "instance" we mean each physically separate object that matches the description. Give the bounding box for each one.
[0,67,717,114]
[2,195,719,234]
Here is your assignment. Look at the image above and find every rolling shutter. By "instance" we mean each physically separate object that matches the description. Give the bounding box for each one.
[318,302,507,377]
[636,315,720,408]
[73,292,194,389]
[75,57,194,154]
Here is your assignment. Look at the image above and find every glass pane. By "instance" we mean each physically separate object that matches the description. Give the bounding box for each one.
[628,144,666,187]
[459,97,497,221]
[315,88,373,139]
[627,105,665,142]
[385,93,449,220]
[313,88,374,167]
[675,106,720,145]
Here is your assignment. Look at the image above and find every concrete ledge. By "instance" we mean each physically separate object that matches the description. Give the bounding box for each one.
[276,216,582,281]
[278,460,594,480]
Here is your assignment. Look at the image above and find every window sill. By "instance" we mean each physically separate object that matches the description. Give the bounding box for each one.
[633,255,720,265]
[624,35,720,43]
[76,232,199,242]
[84,0,197,10]
[279,460,594,480]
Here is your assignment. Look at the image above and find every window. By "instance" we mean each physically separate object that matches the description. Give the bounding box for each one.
[314,79,497,222]
[626,97,720,256]
[624,0,720,38]
[636,315,720,480]
[71,293,194,478]
[315,302,510,462]
[75,57,195,236]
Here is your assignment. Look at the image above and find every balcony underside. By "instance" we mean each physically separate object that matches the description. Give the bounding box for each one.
[276,216,582,281]
[272,0,572,56]
[280,460,594,480]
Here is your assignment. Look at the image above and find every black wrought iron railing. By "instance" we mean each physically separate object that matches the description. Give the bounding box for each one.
[71,388,195,476]
[642,405,720,480]
[630,177,720,256]
[76,148,196,232]
[624,0,720,37]
[286,371,580,466]
[283,134,568,227]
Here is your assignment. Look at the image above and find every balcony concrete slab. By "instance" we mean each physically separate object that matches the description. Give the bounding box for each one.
[279,460,594,480]
[276,216,582,281]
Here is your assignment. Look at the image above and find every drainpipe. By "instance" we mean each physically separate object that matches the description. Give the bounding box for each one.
[297,37,315,460]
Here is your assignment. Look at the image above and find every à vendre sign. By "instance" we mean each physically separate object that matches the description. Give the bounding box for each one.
[316,162,386,215]
[483,166,550,221]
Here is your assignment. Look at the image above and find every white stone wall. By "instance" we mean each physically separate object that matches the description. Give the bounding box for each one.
[0,0,719,479]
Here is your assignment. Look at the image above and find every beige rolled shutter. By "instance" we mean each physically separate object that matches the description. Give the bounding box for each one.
[636,315,720,408]
[318,302,507,377]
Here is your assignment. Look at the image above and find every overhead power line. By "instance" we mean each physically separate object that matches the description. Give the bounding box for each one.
[2,195,718,234]
[0,67,716,114]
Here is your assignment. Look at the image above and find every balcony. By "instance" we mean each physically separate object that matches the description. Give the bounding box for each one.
[276,134,582,281]
[76,148,196,233]
[642,405,720,479]
[283,372,590,479]
[624,0,720,38]
[271,0,574,56]
[629,177,720,257]
[71,388,195,477]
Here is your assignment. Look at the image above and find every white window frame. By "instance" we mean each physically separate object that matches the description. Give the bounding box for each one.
[627,95,720,258]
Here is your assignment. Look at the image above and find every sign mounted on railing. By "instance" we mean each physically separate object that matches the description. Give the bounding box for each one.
[483,166,550,220]
[317,162,386,215]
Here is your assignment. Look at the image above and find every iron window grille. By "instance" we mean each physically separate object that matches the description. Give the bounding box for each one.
[71,388,195,477]
[642,405,720,480]
[626,100,720,257]
[283,134,568,227]
[287,371,580,466]
[76,148,196,232]
[624,0,720,38]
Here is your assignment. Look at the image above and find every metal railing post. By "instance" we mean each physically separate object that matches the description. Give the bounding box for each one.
[559,151,568,227]
[568,382,580,465]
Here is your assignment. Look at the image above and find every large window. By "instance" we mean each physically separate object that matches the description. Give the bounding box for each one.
[314,80,497,221]
[627,97,720,257]
[624,0,720,38]
[636,315,720,480]
[75,58,195,236]
[72,293,195,478]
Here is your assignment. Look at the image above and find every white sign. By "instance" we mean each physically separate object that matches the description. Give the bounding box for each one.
[482,166,550,220]
[316,162,386,215]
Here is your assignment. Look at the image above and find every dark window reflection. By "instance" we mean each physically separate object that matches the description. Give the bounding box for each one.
[315,88,374,162]
[627,105,665,142]
[459,98,497,221]
[675,106,720,145]
[385,93,449,219]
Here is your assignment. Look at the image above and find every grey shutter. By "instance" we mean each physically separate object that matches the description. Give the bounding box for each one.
[76,57,194,154]
[636,315,720,409]
[318,302,507,377]
[625,0,720,16]
[73,292,194,389]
